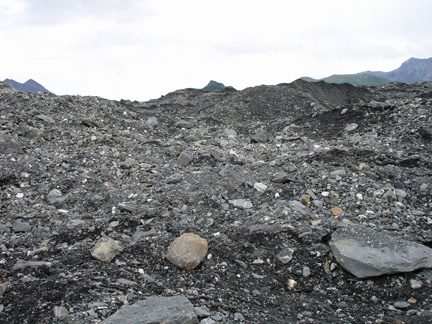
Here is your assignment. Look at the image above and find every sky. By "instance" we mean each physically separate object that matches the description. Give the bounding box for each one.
[1,0,431,101]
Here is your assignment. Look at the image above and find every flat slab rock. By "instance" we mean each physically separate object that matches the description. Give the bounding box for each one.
[100,295,198,324]
[330,225,432,278]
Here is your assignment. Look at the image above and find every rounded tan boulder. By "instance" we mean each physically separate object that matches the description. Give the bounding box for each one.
[165,233,208,270]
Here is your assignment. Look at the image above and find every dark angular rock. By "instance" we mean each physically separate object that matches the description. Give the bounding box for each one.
[100,295,198,324]
[271,173,295,183]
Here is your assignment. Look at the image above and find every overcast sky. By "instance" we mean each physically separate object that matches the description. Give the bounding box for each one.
[1,0,431,101]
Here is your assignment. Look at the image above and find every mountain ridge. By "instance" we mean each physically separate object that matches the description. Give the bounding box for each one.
[3,78,51,93]
[303,57,432,86]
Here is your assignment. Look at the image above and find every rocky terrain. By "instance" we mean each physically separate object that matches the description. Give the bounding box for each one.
[0,79,432,324]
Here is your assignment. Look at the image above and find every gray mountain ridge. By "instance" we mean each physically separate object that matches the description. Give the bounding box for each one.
[3,78,51,93]
[303,57,432,86]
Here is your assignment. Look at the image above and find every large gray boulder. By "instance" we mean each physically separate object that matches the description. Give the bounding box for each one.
[101,295,198,324]
[329,225,432,278]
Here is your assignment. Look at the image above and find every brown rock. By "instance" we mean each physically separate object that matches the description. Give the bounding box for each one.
[331,207,343,216]
[91,237,123,263]
[165,233,208,270]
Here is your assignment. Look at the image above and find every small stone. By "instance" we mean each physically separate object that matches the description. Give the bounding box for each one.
[225,129,237,137]
[410,279,423,289]
[312,200,324,209]
[394,301,410,309]
[165,173,183,184]
[176,120,191,128]
[277,248,294,264]
[287,279,297,290]
[345,123,358,132]
[90,237,123,263]
[272,173,295,183]
[13,260,52,271]
[47,189,63,204]
[408,297,417,304]
[299,196,311,207]
[147,116,158,126]
[12,221,31,232]
[253,182,268,193]
[117,278,138,286]
[250,130,269,143]
[165,233,208,270]
[194,306,211,318]
[36,114,55,123]
[382,189,397,202]
[288,200,308,214]
[331,207,343,216]
[53,306,68,319]
[234,312,245,321]
[228,199,253,209]
[302,266,311,277]
[178,152,193,166]
[0,282,8,298]
[100,165,110,176]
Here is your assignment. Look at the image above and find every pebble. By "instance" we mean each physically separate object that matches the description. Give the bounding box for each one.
[331,207,343,216]
[12,221,31,232]
[277,248,295,264]
[410,279,423,289]
[228,199,253,209]
[253,182,268,193]
[53,306,68,319]
[394,301,410,309]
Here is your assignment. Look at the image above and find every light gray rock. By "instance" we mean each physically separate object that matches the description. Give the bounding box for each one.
[100,295,198,324]
[250,130,269,143]
[90,237,123,263]
[47,189,63,204]
[228,199,253,209]
[276,248,294,264]
[36,114,55,123]
[53,306,68,319]
[176,120,191,129]
[178,152,193,166]
[13,260,52,271]
[288,200,308,214]
[329,225,432,278]
[165,173,183,184]
[0,135,23,154]
[12,221,31,232]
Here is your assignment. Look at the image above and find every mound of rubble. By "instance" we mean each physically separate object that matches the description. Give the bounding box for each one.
[0,79,432,324]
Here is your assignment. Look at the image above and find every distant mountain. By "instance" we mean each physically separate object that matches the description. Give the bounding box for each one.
[302,73,389,86]
[201,80,225,91]
[302,57,432,86]
[3,79,51,93]
[366,57,432,83]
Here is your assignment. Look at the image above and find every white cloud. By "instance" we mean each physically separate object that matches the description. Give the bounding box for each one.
[1,0,431,101]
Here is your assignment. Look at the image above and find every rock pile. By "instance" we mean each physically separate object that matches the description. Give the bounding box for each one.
[0,80,431,323]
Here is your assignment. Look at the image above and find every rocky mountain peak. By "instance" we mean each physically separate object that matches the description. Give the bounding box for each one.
[3,78,51,93]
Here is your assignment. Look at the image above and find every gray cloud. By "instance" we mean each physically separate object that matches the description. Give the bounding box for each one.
[7,0,154,26]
